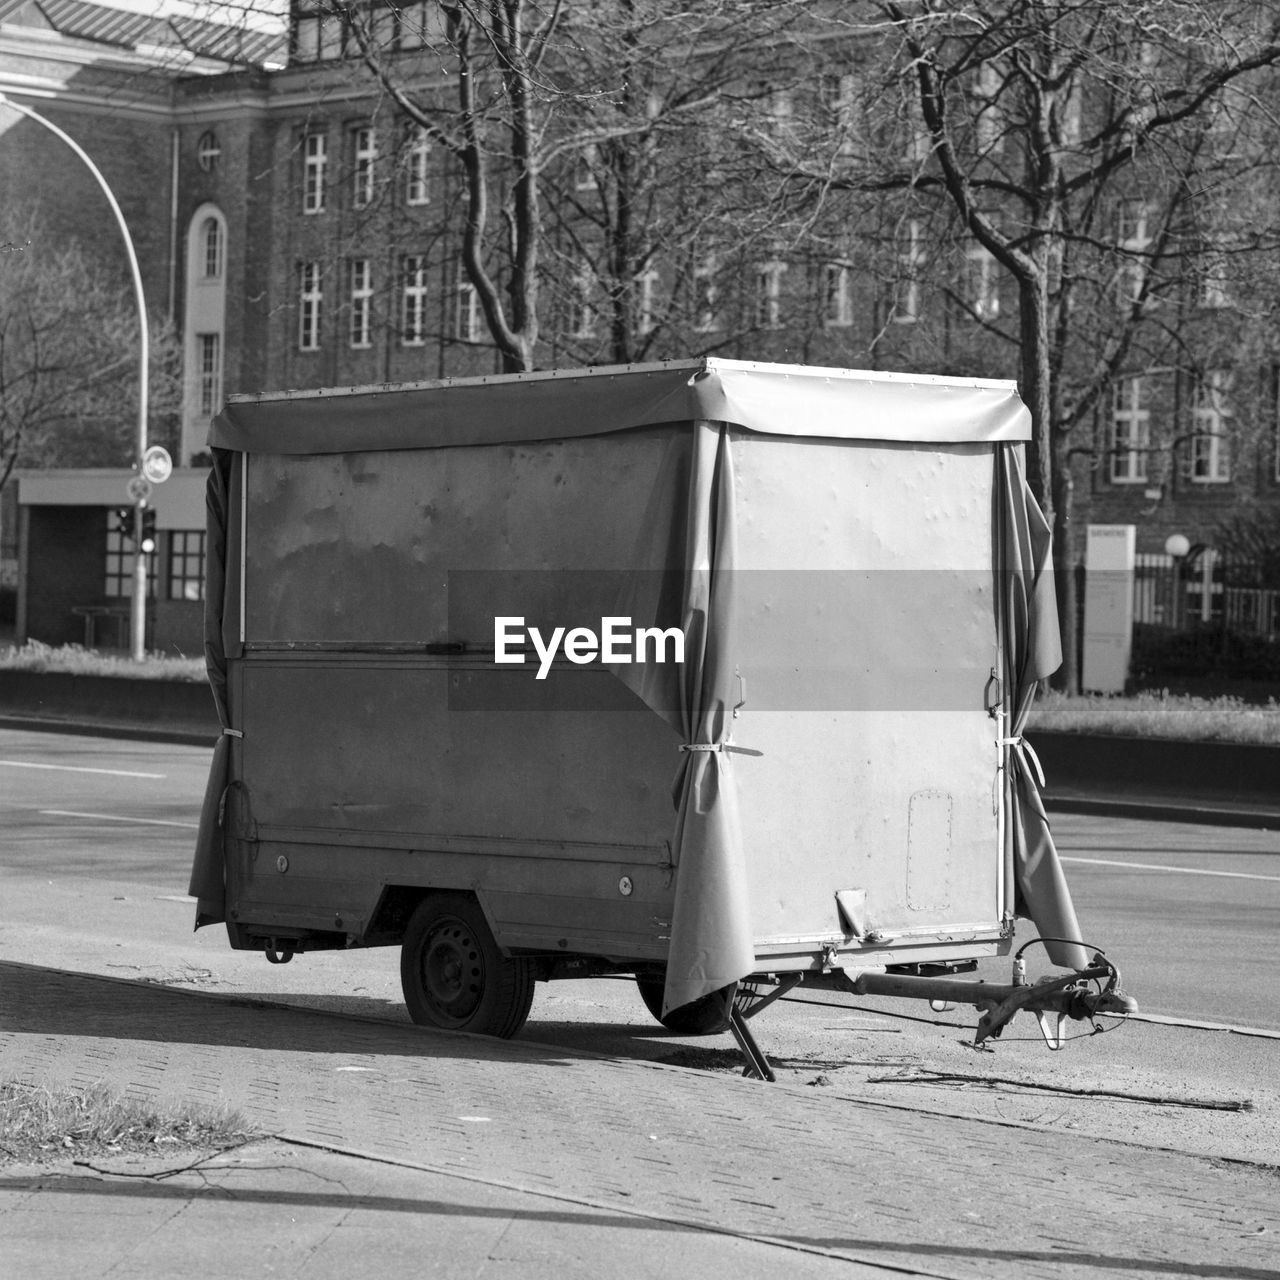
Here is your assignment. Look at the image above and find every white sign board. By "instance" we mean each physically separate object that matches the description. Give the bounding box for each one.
[1081,524,1136,694]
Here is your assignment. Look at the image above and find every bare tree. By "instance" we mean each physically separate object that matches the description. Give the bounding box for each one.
[300,0,817,370]
[754,0,1280,687]
[0,228,182,491]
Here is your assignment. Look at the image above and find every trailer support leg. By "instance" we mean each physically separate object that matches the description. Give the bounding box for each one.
[729,1007,775,1082]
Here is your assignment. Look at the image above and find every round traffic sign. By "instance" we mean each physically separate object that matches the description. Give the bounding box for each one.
[126,475,152,504]
[142,445,173,485]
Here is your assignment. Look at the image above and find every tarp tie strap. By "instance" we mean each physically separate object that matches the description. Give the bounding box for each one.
[222,728,244,739]
[1001,735,1045,789]
[679,742,763,758]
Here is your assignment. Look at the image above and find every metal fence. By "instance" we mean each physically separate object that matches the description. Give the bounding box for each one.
[1133,552,1280,640]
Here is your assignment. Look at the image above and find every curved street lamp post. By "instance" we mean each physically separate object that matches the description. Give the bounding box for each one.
[0,92,152,661]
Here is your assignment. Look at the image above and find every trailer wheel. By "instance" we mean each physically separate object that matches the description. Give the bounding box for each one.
[400,894,534,1039]
[636,976,736,1035]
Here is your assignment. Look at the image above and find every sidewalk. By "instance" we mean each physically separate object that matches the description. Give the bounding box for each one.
[2,962,1277,1280]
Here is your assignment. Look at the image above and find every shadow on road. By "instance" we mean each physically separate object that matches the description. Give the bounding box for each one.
[0,962,582,1067]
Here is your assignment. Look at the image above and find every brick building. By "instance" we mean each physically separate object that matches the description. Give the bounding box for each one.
[2,0,1278,656]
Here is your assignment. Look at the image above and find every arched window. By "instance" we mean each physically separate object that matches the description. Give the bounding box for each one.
[183,204,228,466]
[202,217,223,279]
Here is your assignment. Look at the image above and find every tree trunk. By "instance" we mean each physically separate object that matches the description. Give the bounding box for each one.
[1017,271,1077,691]
[1051,431,1079,694]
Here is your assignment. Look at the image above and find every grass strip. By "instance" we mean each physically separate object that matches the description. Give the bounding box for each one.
[0,1080,254,1164]
[0,641,204,682]
[1028,689,1280,746]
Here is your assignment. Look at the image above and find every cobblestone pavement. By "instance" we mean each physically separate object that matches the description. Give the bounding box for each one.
[2,962,1277,1279]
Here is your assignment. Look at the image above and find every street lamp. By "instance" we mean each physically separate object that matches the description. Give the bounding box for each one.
[0,92,151,661]
[1164,533,1191,630]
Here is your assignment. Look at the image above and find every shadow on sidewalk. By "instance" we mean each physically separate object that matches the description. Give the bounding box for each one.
[2,1172,1273,1279]
[0,1170,679,1232]
[0,962,579,1067]
[780,1234,1277,1280]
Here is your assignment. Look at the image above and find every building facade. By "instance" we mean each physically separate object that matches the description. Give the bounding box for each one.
[2,0,1278,655]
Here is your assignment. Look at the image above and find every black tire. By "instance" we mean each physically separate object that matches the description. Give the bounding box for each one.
[400,893,534,1038]
[636,975,737,1035]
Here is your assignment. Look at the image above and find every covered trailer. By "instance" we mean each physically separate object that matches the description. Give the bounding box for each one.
[189,359,1130,1063]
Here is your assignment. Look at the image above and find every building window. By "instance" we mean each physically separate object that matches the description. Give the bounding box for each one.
[303,131,327,214]
[1116,198,1151,305]
[822,72,856,155]
[755,260,787,330]
[962,237,999,320]
[1199,251,1230,310]
[567,270,594,339]
[973,61,1004,155]
[352,125,376,209]
[455,280,482,343]
[402,254,428,346]
[397,1,431,50]
[766,87,794,139]
[104,513,157,600]
[1190,371,1231,483]
[823,261,852,328]
[692,258,718,333]
[573,143,599,193]
[1110,375,1150,483]
[893,220,922,323]
[196,131,221,172]
[168,530,206,602]
[636,265,660,335]
[406,126,432,205]
[201,217,223,279]
[293,9,348,61]
[196,333,222,415]
[350,258,373,349]
[1059,80,1083,146]
[299,261,322,350]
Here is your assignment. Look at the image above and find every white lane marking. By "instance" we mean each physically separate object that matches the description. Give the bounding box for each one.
[1062,855,1280,883]
[155,895,197,903]
[41,809,199,830]
[1,759,164,780]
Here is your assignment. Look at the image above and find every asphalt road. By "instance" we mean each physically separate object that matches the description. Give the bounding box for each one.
[2,725,1278,1035]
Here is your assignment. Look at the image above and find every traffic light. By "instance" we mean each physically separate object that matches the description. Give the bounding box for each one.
[113,507,133,540]
[140,507,157,555]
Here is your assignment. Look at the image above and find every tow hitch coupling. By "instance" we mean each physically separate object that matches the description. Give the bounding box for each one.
[848,942,1138,1050]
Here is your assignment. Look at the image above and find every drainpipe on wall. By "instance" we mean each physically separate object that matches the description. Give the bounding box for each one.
[168,128,180,324]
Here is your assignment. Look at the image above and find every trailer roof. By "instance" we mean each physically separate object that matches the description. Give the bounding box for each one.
[210,358,1030,454]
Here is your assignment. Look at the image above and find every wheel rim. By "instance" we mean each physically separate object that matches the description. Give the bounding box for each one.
[419,916,485,1028]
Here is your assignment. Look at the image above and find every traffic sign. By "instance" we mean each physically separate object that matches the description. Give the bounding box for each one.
[142,445,173,484]
[126,475,152,504]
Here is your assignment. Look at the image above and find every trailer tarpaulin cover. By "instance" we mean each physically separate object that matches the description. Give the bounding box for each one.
[189,359,1086,995]
[207,360,1031,455]
[996,446,1088,970]
[607,421,756,1015]
[187,449,234,926]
